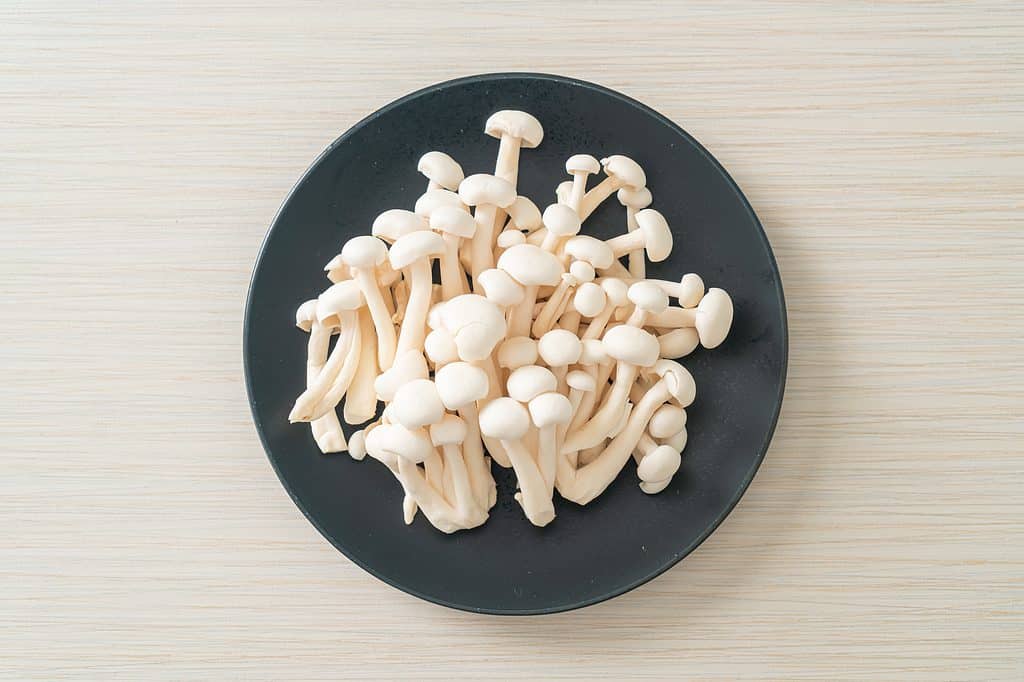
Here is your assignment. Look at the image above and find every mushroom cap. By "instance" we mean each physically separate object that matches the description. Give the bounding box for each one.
[295,299,317,332]
[640,476,673,495]
[504,196,543,231]
[637,445,682,483]
[600,277,630,306]
[484,110,544,148]
[372,209,428,243]
[650,359,697,407]
[496,230,526,248]
[458,173,516,208]
[537,329,582,368]
[555,180,574,203]
[566,153,601,175]
[678,273,705,308]
[434,361,490,410]
[528,392,574,428]
[564,236,615,269]
[602,325,660,367]
[423,328,459,366]
[569,260,596,283]
[388,230,446,270]
[414,189,467,217]
[579,338,609,365]
[695,288,733,349]
[316,280,365,325]
[437,294,508,361]
[476,268,525,306]
[496,336,538,370]
[323,253,349,281]
[600,155,647,189]
[573,282,606,317]
[542,203,581,238]
[417,151,464,191]
[663,427,688,452]
[496,244,564,287]
[373,349,429,401]
[478,397,531,440]
[429,205,477,239]
[365,423,434,464]
[628,281,669,313]
[506,365,557,403]
[634,209,673,262]
[658,327,700,359]
[617,185,653,209]
[648,404,687,439]
[430,414,467,446]
[389,378,445,430]
[348,429,367,461]
[340,235,388,270]
[566,369,596,392]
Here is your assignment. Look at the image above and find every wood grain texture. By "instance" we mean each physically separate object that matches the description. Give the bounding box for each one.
[2,1,1022,679]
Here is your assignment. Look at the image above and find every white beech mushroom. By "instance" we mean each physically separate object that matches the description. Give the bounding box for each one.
[417,151,464,191]
[388,231,446,357]
[459,173,516,284]
[296,299,347,453]
[430,414,487,526]
[528,392,573,496]
[485,110,544,188]
[429,206,476,300]
[496,243,564,337]
[497,336,538,372]
[500,195,543,235]
[657,327,700,359]
[414,189,468,218]
[340,236,397,370]
[617,185,653,279]
[604,208,673,265]
[566,154,601,212]
[435,361,496,511]
[342,307,380,425]
[644,288,734,349]
[579,155,647,221]
[532,260,594,336]
[649,273,705,308]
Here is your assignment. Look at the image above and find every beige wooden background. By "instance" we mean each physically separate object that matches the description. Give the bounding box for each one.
[2,2,1022,679]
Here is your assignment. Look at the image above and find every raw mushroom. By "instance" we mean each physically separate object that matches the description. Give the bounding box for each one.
[371,209,428,244]
[485,110,544,188]
[342,307,379,425]
[430,414,486,525]
[476,268,525,308]
[528,392,573,496]
[500,195,543,235]
[497,336,538,372]
[617,186,653,279]
[532,260,594,336]
[496,243,564,337]
[295,299,347,453]
[388,230,446,357]
[340,236,397,370]
[604,208,672,264]
[417,151,464,191]
[435,361,496,511]
[429,206,476,300]
[459,173,516,283]
[539,203,581,253]
[650,273,704,308]
[566,154,601,212]
[657,327,700,358]
[644,288,734,349]
[414,189,468,218]
[579,155,647,221]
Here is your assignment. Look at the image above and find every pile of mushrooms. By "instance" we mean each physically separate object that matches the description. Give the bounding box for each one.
[290,110,733,533]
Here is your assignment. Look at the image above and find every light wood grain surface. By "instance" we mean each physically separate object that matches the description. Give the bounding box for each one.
[2,2,1022,679]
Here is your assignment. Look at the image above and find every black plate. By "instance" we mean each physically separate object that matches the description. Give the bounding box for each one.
[244,73,787,615]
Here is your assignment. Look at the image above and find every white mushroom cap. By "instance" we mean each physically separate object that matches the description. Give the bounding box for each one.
[458,174,516,208]
[323,254,350,283]
[633,209,673,262]
[424,328,459,366]
[564,236,614,270]
[340,235,388,270]
[648,404,687,439]
[650,359,697,407]
[365,423,434,464]
[678,273,705,308]
[505,196,543,231]
[295,299,317,332]
[506,365,557,403]
[478,397,531,440]
[496,244,564,287]
[348,429,367,461]
[437,294,508,361]
[566,154,601,175]
[541,203,582,239]
[601,277,630,307]
[496,230,526,248]
[617,185,652,209]
[696,288,734,349]
[537,329,582,368]
[417,151,465,191]
[600,155,647,189]
[497,336,538,370]
[555,180,573,204]
[637,445,682,483]
[476,268,525,306]
[528,392,573,428]
[579,338,609,365]
[663,428,688,452]
[430,414,467,447]
[414,189,468,217]
[373,349,428,401]
[389,378,445,429]
[388,230,445,270]
[316,280,365,326]
[569,260,595,283]
[484,110,544,148]
[566,370,596,392]
[573,282,606,317]
[628,281,669,314]
[640,477,673,495]
[658,327,700,358]
[372,209,428,243]
[602,325,660,367]
[430,205,477,238]
[434,361,489,410]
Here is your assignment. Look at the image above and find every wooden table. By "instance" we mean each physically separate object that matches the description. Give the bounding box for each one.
[3,2,1022,679]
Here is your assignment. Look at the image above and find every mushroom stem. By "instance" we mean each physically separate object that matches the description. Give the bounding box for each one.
[537,425,558,495]
[306,318,347,453]
[439,234,468,300]
[507,285,539,337]
[395,457,466,534]
[289,311,360,422]
[557,308,582,334]
[502,439,555,527]
[494,136,523,188]
[605,231,646,258]
[394,260,433,357]
[578,177,620,221]
[470,205,500,284]
[342,308,379,424]
[353,269,396,370]
[531,277,574,337]
[561,362,638,454]
[581,305,617,340]
[646,307,697,328]
[458,402,497,510]
[475,358,512,468]
[440,442,479,520]
[625,206,645,279]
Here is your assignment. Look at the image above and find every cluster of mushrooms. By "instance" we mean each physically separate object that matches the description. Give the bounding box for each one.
[290,110,733,533]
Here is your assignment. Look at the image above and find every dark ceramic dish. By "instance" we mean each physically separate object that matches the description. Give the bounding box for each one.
[244,73,787,615]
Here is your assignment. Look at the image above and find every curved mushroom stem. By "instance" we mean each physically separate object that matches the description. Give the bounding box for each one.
[440,442,482,522]
[395,457,466,534]
[605,231,647,259]
[633,432,659,465]
[531,276,575,337]
[342,308,379,425]
[353,269,396,370]
[577,443,603,467]
[439,234,468,300]
[561,362,638,454]
[306,318,347,453]
[625,206,645,279]
[458,402,497,510]
[581,305,617,340]
[470,205,501,285]
[394,259,434,358]
[502,439,555,527]
[289,311,360,422]
[578,178,621,221]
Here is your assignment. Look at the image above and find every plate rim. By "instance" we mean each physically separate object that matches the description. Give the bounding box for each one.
[243,72,789,616]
